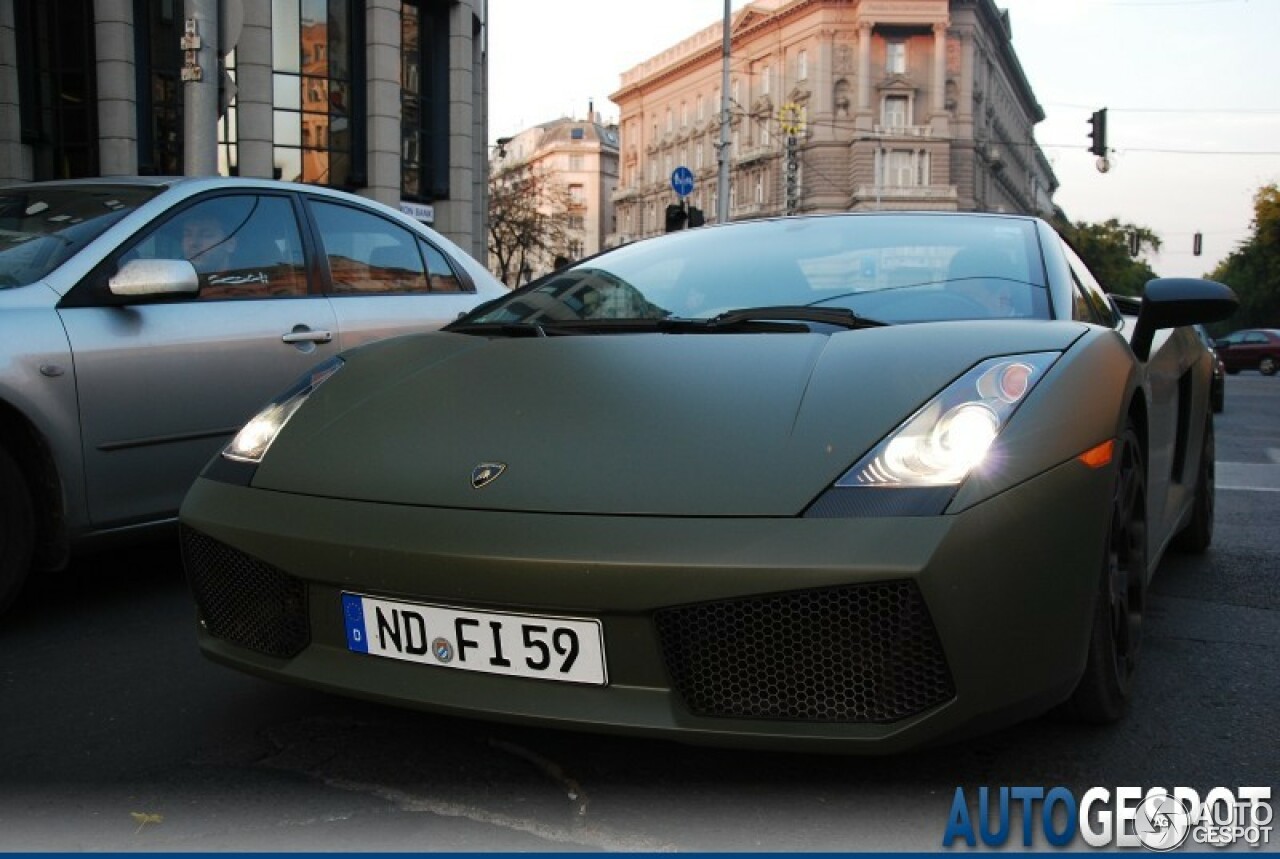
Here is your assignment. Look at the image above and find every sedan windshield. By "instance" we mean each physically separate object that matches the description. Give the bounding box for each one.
[0,185,163,288]
[458,214,1050,330]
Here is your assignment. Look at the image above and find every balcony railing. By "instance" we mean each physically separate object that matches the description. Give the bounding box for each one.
[854,184,957,201]
[872,124,935,138]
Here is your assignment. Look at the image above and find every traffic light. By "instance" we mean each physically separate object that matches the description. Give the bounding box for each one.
[664,202,687,233]
[1127,230,1140,257]
[1193,232,1203,256]
[1087,108,1108,157]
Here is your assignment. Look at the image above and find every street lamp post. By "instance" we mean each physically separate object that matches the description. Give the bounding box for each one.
[715,0,731,224]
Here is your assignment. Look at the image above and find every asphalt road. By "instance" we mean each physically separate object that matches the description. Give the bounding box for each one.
[1,374,1277,852]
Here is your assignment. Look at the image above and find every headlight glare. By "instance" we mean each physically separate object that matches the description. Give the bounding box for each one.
[838,352,1059,488]
[223,356,343,464]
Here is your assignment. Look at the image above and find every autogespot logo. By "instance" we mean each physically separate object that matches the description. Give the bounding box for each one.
[943,785,1272,850]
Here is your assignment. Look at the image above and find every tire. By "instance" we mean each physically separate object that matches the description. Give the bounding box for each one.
[1212,381,1224,414]
[1067,422,1147,724]
[1260,356,1277,376]
[0,446,35,615]
[1172,416,1214,554]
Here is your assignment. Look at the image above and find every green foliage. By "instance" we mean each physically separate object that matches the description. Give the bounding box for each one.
[1053,217,1161,297]
[1208,183,1280,330]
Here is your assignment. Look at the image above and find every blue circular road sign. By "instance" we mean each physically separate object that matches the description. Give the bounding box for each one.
[671,166,695,197]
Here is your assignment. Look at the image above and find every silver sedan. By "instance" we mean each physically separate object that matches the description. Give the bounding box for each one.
[0,176,507,613]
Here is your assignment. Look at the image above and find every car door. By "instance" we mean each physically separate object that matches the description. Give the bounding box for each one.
[1062,240,1198,547]
[57,191,340,529]
[303,197,484,349]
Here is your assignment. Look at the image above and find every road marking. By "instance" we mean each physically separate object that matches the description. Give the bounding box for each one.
[1218,461,1280,492]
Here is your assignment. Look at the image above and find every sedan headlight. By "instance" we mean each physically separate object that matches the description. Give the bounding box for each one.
[839,352,1059,488]
[223,356,344,464]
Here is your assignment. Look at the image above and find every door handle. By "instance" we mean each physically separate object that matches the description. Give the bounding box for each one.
[282,329,333,344]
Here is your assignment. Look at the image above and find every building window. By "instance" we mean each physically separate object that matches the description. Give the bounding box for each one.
[681,102,688,127]
[696,94,705,122]
[273,0,365,188]
[881,149,924,187]
[569,154,584,171]
[133,0,182,176]
[886,41,906,75]
[17,0,99,179]
[218,49,240,176]
[883,95,909,129]
[401,0,447,199]
[761,64,770,96]
[754,172,764,203]
[568,184,585,205]
[666,108,673,133]
[797,49,808,81]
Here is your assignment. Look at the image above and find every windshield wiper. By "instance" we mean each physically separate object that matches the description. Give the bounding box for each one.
[709,306,886,330]
[447,307,887,338]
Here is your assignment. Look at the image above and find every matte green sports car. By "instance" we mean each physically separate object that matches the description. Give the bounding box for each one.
[180,212,1236,752]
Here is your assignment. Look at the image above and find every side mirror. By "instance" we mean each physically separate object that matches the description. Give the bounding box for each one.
[1130,278,1238,362]
[108,258,200,301]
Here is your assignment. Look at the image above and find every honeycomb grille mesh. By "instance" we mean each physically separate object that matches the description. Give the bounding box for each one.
[654,581,954,723]
[181,526,309,659]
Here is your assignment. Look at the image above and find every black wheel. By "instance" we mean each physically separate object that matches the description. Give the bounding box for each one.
[0,446,35,615]
[1260,356,1277,376]
[1172,416,1214,554]
[1212,380,1224,414]
[1067,422,1147,723]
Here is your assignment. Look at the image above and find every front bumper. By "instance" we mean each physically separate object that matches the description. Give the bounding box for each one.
[180,456,1113,753]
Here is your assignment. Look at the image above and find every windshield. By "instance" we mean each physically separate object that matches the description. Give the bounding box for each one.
[460,214,1050,328]
[0,185,164,288]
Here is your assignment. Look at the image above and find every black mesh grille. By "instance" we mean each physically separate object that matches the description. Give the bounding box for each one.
[181,526,309,659]
[654,581,954,723]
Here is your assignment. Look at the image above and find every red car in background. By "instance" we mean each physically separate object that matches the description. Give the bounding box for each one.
[1214,328,1280,376]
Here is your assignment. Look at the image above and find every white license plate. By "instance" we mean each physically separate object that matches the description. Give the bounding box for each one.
[341,593,607,685]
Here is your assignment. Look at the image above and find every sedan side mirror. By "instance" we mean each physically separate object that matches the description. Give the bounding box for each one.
[108,258,200,302]
[1130,278,1238,362]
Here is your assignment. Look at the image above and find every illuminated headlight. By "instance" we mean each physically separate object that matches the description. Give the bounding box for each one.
[223,356,344,464]
[838,352,1059,488]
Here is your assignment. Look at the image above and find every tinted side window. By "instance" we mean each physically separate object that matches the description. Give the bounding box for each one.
[122,195,308,299]
[311,201,430,295]
[420,240,470,293]
[1060,240,1117,326]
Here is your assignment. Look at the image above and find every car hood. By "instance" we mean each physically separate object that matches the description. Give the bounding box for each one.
[251,322,1087,516]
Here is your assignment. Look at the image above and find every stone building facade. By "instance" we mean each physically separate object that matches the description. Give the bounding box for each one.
[608,0,1056,245]
[489,115,619,281]
[0,0,488,260]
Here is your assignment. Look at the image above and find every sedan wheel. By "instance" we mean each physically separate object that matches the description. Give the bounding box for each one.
[1261,356,1278,376]
[0,447,35,615]
[1068,422,1147,723]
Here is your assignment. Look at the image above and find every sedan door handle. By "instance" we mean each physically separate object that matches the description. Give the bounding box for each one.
[281,329,333,344]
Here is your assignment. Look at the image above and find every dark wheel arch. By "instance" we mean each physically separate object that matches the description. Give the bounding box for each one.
[0,444,35,614]
[1066,417,1148,723]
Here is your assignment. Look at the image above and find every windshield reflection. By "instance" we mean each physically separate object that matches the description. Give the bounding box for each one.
[465,213,1051,327]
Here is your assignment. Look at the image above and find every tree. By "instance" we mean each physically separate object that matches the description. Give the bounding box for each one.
[1208,183,1280,330]
[487,163,571,287]
[1054,217,1162,297]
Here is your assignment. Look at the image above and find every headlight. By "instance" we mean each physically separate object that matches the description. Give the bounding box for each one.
[839,352,1059,488]
[223,356,344,464]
